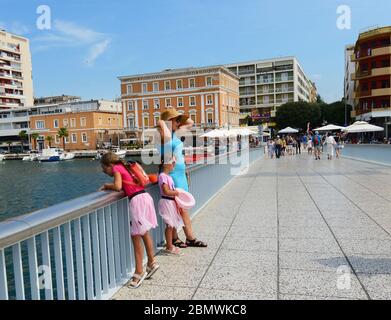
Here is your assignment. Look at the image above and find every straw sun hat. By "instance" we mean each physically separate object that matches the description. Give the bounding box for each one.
[160,109,189,124]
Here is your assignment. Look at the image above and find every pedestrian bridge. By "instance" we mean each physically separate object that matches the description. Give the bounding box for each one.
[1,145,391,300]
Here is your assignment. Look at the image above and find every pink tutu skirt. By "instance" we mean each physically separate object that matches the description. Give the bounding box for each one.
[129,192,158,236]
[158,198,184,229]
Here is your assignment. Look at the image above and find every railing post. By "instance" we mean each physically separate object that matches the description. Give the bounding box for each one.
[0,249,8,300]
[40,231,53,300]
[91,211,102,299]
[73,218,85,300]
[53,227,65,300]
[12,243,25,300]
[82,215,94,300]
[63,222,76,300]
[26,237,40,300]
[104,206,116,288]
[98,209,109,294]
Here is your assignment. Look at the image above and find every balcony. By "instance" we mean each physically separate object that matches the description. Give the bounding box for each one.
[352,45,391,61]
[275,86,294,93]
[352,67,391,80]
[372,87,391,97]
[275,76,294,83]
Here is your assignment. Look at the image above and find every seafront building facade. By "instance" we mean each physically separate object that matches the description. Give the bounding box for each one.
[344,45,356,109]
[0,99,122,152]
[224,57,315,120]
[119,66,240,139]
[0,30,33,109]
[350,26,391,138]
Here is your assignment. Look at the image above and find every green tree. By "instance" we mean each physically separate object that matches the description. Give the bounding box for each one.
[18,130,28,153]
[45,135,53,148]
[275,102,322,132]
[58,128,69,151]
[31,132,39,150]
[320,100,352,126]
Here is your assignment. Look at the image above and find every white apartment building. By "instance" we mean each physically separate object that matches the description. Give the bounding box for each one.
[224,57,315,118]
[0,30,33,109]
[344,45,356,109]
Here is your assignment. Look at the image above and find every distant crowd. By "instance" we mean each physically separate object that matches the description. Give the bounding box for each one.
[266,131,345,160]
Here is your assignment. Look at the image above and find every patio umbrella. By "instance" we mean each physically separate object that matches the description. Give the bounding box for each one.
[278,127,299,134]
[200,129,230,138]
[315,124,345,131]
[342,121,384,133]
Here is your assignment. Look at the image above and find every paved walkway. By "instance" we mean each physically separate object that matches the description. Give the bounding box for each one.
[113,153,391,300]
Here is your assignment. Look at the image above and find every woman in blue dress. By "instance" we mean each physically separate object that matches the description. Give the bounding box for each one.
[157,109,207,248]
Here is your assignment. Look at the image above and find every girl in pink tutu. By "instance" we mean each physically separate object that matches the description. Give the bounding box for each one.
[99,152,159,288]
[158,156,185,255]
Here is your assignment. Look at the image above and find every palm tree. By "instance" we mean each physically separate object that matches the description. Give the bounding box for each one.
[18,130,28,153]
[31,132,39,150]
[58,128,69,151]
[45,136,53,148]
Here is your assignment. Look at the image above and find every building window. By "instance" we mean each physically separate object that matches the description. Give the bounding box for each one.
[143,100,149,110]
[142,83,148,93]
[70,118,76,128]
[189,78,195,88]
[53,119,59,128]
[143,116,149,128]
[164,81,171,91]
[153,82,159,92]
[176,79,183,90]
[98,117,102,125]
[189,112,196,123]
[126,84,132,94]
[127,117,135,129]
[80,117,86,127]
[206,77,212,86]
[165,98,171,108]
[154,114,160,126]
[154,99,160,109]
[206,95,213,105]
[82,132,87,143]
[207,112,213,124]
[128,101,134,111]
[190,96,196,106]
[71,133,77,143]
[63,119,69,127]
[55,135,60,144]
[108,118,112,125]
[65,136,69,144]
[177,97,184,107]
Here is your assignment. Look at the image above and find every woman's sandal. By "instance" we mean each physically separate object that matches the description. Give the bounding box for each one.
[127,272,147,289]
[172,238,188,248]
[185,238,208,247]
[146,262,160,279]
[163,246,183,256]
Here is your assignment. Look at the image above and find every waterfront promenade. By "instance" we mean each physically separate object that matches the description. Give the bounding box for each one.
[114,154,391,300]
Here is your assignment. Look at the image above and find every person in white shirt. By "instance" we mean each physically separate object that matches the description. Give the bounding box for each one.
[324,132,337,160]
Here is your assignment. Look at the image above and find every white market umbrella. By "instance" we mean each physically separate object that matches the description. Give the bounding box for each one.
[228,128,258,136]
[315,124,345,131]
[342,121,384,133]
[278,127,299,134]
[200,129,230,138]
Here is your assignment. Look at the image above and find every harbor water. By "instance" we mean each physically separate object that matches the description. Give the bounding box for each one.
[0,157,158,222]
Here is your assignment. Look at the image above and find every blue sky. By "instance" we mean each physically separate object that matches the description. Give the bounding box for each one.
[1,0,390,103]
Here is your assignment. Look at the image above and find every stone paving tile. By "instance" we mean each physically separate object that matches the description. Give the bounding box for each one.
[199,264,277,295]
[280,252,352,273]
[330,226,391,240]
[113,284,196,300]
[221,236,277,252]
[279,237,342,254]
[227,224,278,238]
[279,269,368,299]
[347,255,391,274]
[279,225,333,240]
[356,274,391,300]
[193,288,276,300]
[279,293,355,300]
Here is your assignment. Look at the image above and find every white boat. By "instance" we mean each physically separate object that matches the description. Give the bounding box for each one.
[22,151,39,161]
[0,154,4,162]
[37,148,61,162]
[112,147,127,159]
[59,152,75,161]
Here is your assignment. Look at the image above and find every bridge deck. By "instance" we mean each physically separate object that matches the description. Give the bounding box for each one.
[113,154,391,300]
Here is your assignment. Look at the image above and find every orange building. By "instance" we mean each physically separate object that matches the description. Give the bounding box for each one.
[351,26,391,136]
[30,99,122,150]
[118,66,240,138]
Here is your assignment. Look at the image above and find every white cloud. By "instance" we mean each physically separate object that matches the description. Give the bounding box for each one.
[84,39,111,66]
[32,19,111,66]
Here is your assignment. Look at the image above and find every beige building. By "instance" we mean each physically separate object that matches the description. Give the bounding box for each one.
[29,99,122,151]
[119,66,240,139]
[0,30,33,109]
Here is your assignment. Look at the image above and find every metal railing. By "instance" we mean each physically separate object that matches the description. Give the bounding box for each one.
[0,147,263,300]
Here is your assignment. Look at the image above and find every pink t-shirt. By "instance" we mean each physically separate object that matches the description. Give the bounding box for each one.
[112,164,144,196]
[158,172,175,197]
